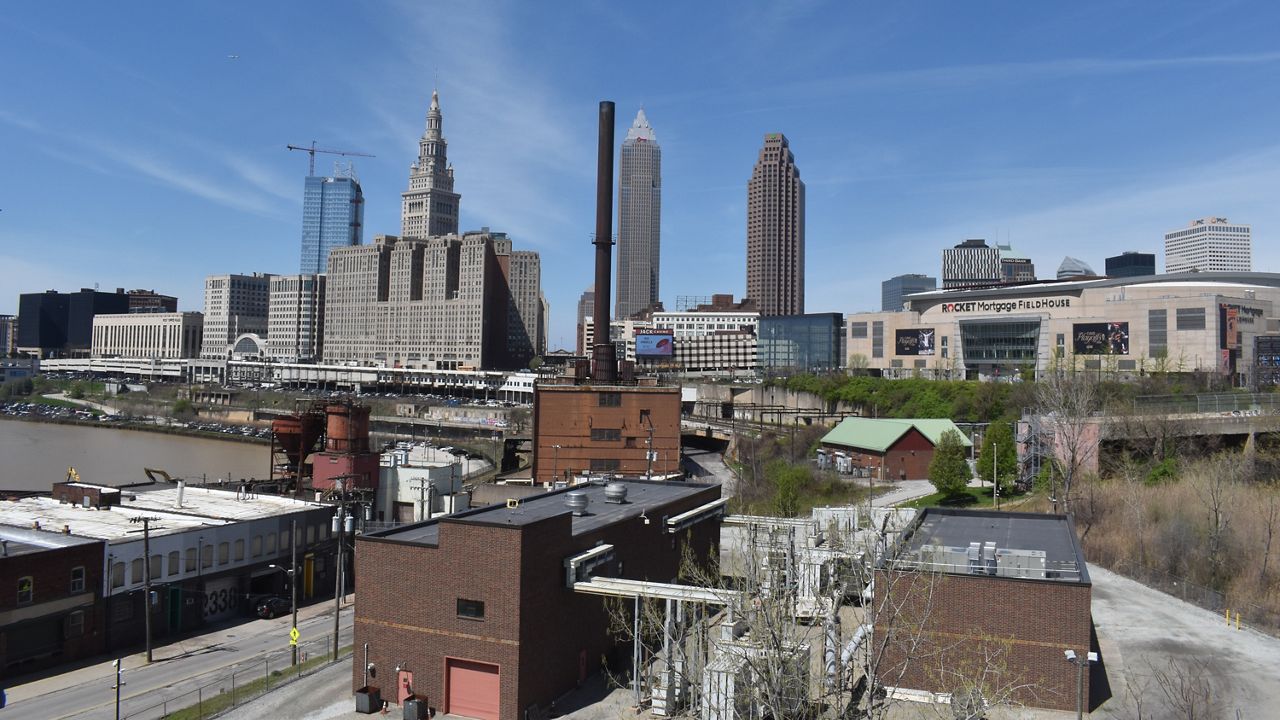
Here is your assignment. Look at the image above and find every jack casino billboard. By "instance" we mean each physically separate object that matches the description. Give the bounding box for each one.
[895,328,936,356]
[1072,322,1129,355]
[635,331,675,358]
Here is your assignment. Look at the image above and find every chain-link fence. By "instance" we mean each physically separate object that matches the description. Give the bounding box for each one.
[1132,391,1280,416]
[122,633,352,720]
[1110,559,1280,636]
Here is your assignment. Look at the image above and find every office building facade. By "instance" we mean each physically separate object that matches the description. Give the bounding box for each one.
[508,250,543,364]
[91,312,204,359]
[758,313,843,375]
[0,315,15,356]
[1105,251,1156,278]
[997,244,1036,284]
[746,133,805,316]
[199,274,273,359]
[300,174,364,274]
[882,274,937,312]
[616,109,662,320]
[17,289,130,357]
[576,286,595,355]
[1164,217,1251,273]
[324,231,535,370]
[124,289,179,313]
[267,274,327,362]
[942,239,1001,289]
[401,90,460,239]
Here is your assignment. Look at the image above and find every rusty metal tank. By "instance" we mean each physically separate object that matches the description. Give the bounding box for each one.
[271,411,324,470]
[325,403,370,453]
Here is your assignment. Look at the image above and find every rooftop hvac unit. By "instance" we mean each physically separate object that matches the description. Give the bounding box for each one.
[565,491,589,516]
[967,542,982,574]
[920,544,970,574]
[995,549,1047,579]
[983,542,997,575]
[604,482,628,504]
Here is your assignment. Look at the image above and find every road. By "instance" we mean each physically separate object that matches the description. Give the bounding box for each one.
[5,600,354,720]
[682,446,738,497]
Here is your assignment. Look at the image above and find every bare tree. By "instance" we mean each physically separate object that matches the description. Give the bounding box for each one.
[1034,369,1100,513]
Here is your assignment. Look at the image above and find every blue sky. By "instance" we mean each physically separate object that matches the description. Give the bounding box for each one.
[2,2,1279,351]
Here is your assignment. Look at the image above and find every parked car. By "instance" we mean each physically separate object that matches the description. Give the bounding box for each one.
[256,596,292,619]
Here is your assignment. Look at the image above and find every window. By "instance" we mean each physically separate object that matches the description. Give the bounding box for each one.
[252,536,262,558]
[168,551,180,576]
[111,562,126,589]
[598,392,621,407]
[457,598,485,619]
[281,531,290,551]
[234,539,245,562]
[590,428,621,441]
[150,555,162,580]
[71,566,86,593]
[266,533,277,554]
[590,458,620,472]
[17,576,33,605]
[218,542,230,565]
[202,545,214,569]
[1176,307,1206,330]
[131,558,144,585]
[185,548,197,572]
[307,526,316,545]
[67,610,85,638]
[849,322,868,339]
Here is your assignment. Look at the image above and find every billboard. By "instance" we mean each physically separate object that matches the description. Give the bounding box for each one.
[895,328,935,356]
[1072,322,1129,355]
[635,331,675,358]
[1220,304,1239,350]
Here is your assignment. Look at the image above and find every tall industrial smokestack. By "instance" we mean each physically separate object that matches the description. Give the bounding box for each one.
[592,100,618,382]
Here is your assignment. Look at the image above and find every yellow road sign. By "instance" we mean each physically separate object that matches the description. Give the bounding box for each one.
[289,626,300,645]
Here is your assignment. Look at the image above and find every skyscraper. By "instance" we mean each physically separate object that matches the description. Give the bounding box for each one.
[199,273,273,359]
[1164,217,1252,273]
[1105,251,1156,278]
[401,90,461,238]
[881,274,937,312]
[746,133,805,317]
[299,174,364,274]
[576,285,595,355]
[616,109,661,320]
[941,239,1001,289]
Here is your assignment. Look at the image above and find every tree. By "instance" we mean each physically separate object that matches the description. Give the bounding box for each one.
[1034,371,1099,513]
[929,429,971,498]
[977,421,1017,492]
[528,355,544,371]
[767,460,806,517]
[67,381,86,400]
[172,398,196,420]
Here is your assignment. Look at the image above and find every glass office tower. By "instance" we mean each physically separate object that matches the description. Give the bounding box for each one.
[300,175,364,274]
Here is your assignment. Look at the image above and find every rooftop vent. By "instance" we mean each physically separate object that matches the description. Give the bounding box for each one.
[604,482,628,504]
[566,491,589,517]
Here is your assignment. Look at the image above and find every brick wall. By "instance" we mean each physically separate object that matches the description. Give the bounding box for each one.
[872,568,1091,712]
[532,384,682,482]
[0,540,106,674]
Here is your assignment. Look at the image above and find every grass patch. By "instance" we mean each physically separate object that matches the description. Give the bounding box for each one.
[162,645,352,720]
[902,485,1000,510]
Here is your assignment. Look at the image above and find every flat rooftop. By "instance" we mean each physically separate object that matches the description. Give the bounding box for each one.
[0,487,327,544]
[0,525,100,556]
[369,479,719,547]
[898,508,1090,584]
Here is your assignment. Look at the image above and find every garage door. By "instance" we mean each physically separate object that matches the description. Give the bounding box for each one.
[446,658,500,720]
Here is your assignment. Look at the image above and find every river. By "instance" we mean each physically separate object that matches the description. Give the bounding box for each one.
[0,417,271,492]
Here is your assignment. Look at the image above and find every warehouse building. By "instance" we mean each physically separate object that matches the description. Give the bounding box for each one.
[846,271,1280,384]
[353,479,724,719]
[874,508,1092,712]
[818,417,971,481]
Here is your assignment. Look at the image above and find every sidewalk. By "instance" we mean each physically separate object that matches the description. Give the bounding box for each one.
[43,392,120,415]
[6,592,355,705]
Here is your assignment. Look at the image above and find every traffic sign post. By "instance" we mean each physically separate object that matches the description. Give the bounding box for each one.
[290,627,299,646]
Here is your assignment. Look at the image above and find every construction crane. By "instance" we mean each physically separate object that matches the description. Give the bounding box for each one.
[286,141,374,176]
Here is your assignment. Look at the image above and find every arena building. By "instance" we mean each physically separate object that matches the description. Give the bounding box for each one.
[845,272,1280,385]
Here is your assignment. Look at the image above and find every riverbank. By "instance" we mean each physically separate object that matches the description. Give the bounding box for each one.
[0,407,270,447]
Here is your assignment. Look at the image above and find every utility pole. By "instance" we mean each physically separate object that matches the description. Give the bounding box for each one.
[112,658,123,720]
[129,516,161,663]
[291,519,299,666]
[646,426,654,481]
[332,478,352,663]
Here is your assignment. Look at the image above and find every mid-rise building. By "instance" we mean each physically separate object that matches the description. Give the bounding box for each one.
[91,312,203,358]
[199,273,273,359]
[882,274,937,312]
[942,239,1001,289]
[324,231,534,370]
[124,289,179,313]
[997,243,1036,284]
[1105,251,1156,278]
[0,314,16,356]
[757,313,844,375]
[616,108,662,320]
[746,133,805,316]
[267,274,327,362]
[1056,256,1097,280]
[576,286,595,355]
[1165,217,1251,273]
[508,250,543,365]
[401,90,460,239]
[647,295,760,375]
[17,289,130,357]
[299,174,364,274]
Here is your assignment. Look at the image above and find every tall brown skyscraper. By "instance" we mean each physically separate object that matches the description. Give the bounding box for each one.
[746,133,805,316]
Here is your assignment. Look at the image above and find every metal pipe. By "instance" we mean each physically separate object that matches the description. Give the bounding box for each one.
[591,100,617,381]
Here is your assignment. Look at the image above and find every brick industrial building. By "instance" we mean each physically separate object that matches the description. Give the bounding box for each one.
[818,417,971,481]
[532,377,681,483]
[353,479,724,719]
[874,509,1093,712]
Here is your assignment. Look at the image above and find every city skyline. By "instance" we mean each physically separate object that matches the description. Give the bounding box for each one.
[2,4,1280,350]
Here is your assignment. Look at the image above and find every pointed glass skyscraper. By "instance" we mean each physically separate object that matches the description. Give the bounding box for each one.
[615,108,661,320]
[299,173,364,274]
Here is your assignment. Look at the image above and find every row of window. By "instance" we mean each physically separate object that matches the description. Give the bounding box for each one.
[108,527,325,590]
[15,566,86,606]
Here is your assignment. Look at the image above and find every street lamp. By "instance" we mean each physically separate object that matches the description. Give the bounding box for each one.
[551,444,561,485]
[1064,649,1098,720]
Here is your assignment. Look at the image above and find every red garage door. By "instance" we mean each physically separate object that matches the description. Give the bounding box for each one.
[446,658,500,720]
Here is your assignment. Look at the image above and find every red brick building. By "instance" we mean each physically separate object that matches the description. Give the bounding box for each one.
[819,417,971,481]
[0,527,106,677]
[532,379,681,483]
[354,479,723,719]
[873,509,1092,712]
